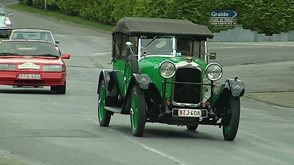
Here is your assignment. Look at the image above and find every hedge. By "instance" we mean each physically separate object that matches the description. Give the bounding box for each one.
[18,0,294,35]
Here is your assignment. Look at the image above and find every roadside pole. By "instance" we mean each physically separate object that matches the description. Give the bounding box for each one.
[44,0,47,11]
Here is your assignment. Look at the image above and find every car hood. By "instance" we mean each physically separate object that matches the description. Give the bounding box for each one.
[139,56,207,68]
[0,56,63,65]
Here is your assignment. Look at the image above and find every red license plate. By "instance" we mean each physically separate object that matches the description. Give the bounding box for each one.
[17,74,41,79]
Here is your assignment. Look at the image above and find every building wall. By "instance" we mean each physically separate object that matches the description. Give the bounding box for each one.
[209,27,294,42]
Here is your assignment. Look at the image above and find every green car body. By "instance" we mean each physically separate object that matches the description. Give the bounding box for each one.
[97,17,245,141]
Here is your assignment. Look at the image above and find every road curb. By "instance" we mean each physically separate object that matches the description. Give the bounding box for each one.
[244,92,294,109]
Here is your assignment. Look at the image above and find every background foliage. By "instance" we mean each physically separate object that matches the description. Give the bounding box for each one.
[18,0,294,35]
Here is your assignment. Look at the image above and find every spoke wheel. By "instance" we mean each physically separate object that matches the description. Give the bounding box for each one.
[98,80,111,127]
[222,97,240,141]
[130,85,146,137]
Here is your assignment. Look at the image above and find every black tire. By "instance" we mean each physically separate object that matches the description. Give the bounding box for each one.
[98,80,112,127]
[126,55,139,74]
[186,124,199,131]
[123,55,138,96]
[51,82,66,94]
[222,97,240,141]
[130,85,146,137]
[186,118,199,131]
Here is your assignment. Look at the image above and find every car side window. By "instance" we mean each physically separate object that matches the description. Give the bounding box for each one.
[189,40,205,59]
[113,33,122,57]
[192,41,201,58]
[121,34,129,57]
[128,36,138,55]
[177,38,192,56]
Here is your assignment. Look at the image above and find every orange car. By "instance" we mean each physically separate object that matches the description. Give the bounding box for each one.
[0,40,70,94]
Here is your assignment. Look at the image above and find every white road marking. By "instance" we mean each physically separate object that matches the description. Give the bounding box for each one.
[209,47,239,49]
[89,118,186,165]
[91,52,111,56]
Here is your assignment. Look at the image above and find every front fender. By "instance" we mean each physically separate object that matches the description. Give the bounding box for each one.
[226,78,245,97]
[132,73,151,90]
[124,73,151,101]
[212,78,245,108]
[121,73,152,114]
[97,70,112,94]
[97,70,119,105]
[132,73,163,104]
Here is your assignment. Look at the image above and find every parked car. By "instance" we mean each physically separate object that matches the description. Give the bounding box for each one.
[0,40,70,94]
[97,17,245,141]
[8,29,61,54]
[0,5,13,38]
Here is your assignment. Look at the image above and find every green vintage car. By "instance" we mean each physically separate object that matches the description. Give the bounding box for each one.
[97,17,245,141]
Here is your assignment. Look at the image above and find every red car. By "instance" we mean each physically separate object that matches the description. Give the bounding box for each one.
[0,40,70,94]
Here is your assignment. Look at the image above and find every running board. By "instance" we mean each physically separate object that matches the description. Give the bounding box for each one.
[104,106,121,113]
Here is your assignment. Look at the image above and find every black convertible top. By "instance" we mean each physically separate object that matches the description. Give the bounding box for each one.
[112,17,214,39]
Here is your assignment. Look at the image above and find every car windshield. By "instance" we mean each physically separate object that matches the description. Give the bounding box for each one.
[0,41,60,57]
[141,36,173,55]
[0,7,5,16]
[140,36,206,58]
[11,31,55,44]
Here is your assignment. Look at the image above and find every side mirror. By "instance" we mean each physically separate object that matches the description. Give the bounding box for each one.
[126,41,132,47]
[61,54,70,59]
[55,40,60,44]
[125,41,135,55]
[209,52,216,60]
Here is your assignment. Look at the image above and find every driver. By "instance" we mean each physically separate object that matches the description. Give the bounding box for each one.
[177,38,191,56]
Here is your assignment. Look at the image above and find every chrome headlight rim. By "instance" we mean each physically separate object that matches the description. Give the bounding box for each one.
[43,65,63,72]
[159,60,176,79]
[205,62,223,81]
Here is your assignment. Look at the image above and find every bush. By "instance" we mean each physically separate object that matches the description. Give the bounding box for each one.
[19,0,294,35]
[55,0,82,16]
[23,0,33,6]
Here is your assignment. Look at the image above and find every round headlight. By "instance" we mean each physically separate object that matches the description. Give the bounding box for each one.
[159,61,176,79]
[206,63,223,81]
[4,18,12,26]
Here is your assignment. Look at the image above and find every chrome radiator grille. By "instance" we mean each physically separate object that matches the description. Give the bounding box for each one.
[172,68,202,105]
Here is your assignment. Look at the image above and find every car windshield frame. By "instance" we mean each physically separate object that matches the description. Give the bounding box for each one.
[138,36,207,60]
[140,36,174,56]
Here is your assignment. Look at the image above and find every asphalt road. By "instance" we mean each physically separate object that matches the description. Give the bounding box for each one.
[0,3,294,165]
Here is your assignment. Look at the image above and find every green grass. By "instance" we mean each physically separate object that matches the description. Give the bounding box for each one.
[7,4,114,32]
